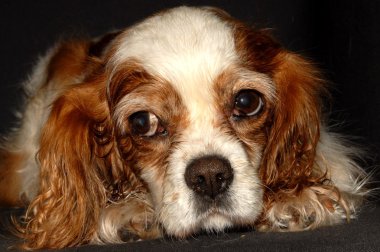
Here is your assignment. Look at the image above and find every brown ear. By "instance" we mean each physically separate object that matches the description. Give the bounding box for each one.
[260,51,326,192]
[19,78,139,249]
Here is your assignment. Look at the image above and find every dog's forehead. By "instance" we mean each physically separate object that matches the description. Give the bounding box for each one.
[110,7,238,117]
[113,7,237,75]
[109,6,241,123]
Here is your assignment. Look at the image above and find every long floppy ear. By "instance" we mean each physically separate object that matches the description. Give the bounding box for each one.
[19,77,141,249]
[260,51,326,192]
[18,80,109,249]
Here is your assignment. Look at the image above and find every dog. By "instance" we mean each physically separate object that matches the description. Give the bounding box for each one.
[0,6,368,249]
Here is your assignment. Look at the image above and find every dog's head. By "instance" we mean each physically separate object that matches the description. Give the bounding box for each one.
[27,6,324,247]
[104,6,322,236]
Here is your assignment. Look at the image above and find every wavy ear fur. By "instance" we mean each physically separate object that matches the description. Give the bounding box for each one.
[256,51,368,231]
[18,75,144,248]
[260,52,327,207]
[9,33,149,248]
[261,51,326,195]
[18,80,108,249]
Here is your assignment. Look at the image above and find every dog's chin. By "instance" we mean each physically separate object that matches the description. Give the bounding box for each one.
[162,214,228,239]
[199,211,239,232]
[160,199,261,239]
[163,210,258,239]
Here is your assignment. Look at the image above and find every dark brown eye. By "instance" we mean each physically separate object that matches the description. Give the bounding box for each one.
[129,111,167,137]
[233,90,264,118]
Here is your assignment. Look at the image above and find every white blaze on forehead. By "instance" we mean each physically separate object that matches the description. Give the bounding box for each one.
[111,6,238,121]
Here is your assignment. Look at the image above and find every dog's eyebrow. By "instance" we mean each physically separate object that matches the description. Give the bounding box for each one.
[107,61,155,109]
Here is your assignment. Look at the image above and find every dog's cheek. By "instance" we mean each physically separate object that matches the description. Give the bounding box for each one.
[139,165,165,206]
[131,141,170,206]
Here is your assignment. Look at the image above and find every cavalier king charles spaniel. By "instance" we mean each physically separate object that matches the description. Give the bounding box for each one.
[0,6,368,249]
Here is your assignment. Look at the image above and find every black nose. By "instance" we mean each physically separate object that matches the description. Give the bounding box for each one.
[185,155,233,200]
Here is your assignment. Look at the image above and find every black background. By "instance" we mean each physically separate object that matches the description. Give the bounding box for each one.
[0,0,379,178]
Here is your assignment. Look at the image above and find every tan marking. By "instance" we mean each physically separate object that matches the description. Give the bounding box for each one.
[0,151,26,206]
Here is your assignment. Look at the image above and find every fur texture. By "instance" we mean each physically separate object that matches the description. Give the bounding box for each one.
[0,6,368,249]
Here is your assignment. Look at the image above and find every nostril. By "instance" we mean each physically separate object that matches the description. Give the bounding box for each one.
[197,175,205,184]
[184,155,234,200]
[191,175,207,194]
[216,173,224,181]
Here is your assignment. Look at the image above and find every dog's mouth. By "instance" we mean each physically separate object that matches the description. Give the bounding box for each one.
[159,188,258,238]
[160,205,256,239]
[192,191,234,216]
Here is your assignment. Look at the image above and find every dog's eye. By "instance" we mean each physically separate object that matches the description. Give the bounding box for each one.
[233,90,264,117]
[129,111,167,137]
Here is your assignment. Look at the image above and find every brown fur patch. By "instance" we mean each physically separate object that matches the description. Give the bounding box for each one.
[18,73,144,249]
[0,151,25,206]
[256,51,329,228]
[107,60,188,179]
[213,69,273,153]
[217,13,282,75]
[46,40,90,86]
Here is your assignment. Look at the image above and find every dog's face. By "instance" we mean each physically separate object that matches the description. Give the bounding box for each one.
[105,7,280,236]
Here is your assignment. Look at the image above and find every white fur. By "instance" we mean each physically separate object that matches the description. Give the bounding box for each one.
[317,128,367,195]
[109,7,238,97]
[2,45,60,200]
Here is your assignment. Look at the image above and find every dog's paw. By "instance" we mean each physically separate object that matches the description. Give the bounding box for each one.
[94,193,162,244]
[257,186,351,232]
[117,209,161,242]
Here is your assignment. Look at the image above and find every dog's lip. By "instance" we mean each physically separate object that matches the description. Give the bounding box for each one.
[160,203,257,238]
[199,205,230,219]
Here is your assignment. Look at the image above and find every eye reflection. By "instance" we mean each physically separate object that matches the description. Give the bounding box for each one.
[233,90,264,118]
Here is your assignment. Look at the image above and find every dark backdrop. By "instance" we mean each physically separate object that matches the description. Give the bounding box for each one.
[1,0,379,177]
